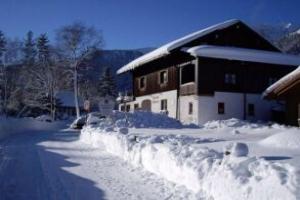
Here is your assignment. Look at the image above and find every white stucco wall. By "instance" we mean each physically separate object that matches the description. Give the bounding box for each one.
[119,91,276,125]
[245,93,275,121]
[119,90,178,119]
[197,91,275,125]
[179,95,199,124]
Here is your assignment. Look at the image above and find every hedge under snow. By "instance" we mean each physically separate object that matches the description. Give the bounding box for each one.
[81,124,300,200]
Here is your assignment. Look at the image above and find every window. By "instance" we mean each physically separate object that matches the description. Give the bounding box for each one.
[126,105,130,112]
[218,102,225,114]
[134,103,139,110]
[161,99,168,111]
[104,99,109,104]
[159,70,168,85]
[248,103,255,116]
[139,76,146,89]
[181,64,195,84]
[224,73,236,85]
[268,77,277,86]
[120,105,125,112]
[188,102,193,115]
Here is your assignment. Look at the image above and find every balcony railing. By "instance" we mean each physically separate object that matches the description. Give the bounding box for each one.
[180,82,196,96]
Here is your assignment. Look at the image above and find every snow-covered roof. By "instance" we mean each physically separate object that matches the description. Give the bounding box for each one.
[117,19,240,74]
[56,91,83,107]
[185,45,300,66]
[263,66,300,98]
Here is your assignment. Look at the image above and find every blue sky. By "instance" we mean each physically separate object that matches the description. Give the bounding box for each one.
[0,0,299,49]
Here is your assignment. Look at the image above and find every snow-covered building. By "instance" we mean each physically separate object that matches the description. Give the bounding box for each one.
[264,67,300,126]
[56,91,84,118]
[117,19,300,125]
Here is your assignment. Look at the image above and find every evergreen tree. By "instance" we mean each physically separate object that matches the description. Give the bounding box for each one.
[24,33,57,118]
[98,67,117,97]
[0,31,6,62]
[37,34,50,64]
[23,31,36,66]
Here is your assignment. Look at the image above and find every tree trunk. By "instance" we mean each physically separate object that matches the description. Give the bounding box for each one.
[74,65,80,118]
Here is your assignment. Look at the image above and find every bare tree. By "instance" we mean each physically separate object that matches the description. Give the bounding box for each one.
[0,31,8,116]
[56,22,103,118]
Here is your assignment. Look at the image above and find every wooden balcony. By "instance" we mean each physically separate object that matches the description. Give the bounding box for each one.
[180,82,196,96]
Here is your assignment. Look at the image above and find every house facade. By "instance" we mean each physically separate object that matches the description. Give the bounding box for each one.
[117,19,300,125]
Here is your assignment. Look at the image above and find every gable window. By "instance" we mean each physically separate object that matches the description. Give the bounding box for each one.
[139,76,146,90]
[161,99,168,111]
[268,77,277,86]
[159,70,168,85]
[188,102,193,115]
[225,73,236,85]
[218,102,225,114]
[181,64,195,84]
[248,103,255,116]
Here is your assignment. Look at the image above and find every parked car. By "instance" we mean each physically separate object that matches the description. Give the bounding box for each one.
[35,115,53,122]
[86,112,106,126]
[70,116,86,129]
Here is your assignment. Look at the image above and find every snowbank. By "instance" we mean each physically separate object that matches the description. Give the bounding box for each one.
[260,129,300,149]
[0,117,65,141]
[111,111,187,129]
[202,118,285,130]
[81,126,299,200]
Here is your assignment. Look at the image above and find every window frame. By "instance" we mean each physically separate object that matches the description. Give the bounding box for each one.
[188,102,193,115]
[181,64,195,85]
[158,69,168,86]
[120,105,125,112]
[224,73,236,85]
[160,99,168,111]
[134,103,139,110]
[138,76,147,90]
[218,102,225,114]
[248,103,255,116]
[126,105,130,112]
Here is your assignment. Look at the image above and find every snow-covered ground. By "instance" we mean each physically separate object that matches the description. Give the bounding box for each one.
[81,117,300,200]
[1,114,300,199]
[0,120,193,200]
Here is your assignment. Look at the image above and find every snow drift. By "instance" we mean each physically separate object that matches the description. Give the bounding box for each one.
[260,129,300,149]
[81,125,300,200]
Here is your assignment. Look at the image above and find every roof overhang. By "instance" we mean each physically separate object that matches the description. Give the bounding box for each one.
[185,45,300,66]
[263,67,300,99]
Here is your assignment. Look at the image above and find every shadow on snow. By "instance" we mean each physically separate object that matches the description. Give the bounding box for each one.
[0,127,106,200]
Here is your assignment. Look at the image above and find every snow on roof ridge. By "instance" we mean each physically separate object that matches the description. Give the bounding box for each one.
[263,66,300,97]
[185,45,300,66]
[117,19,240,74]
